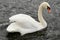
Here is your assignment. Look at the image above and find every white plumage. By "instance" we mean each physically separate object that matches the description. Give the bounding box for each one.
[6,2,51,36]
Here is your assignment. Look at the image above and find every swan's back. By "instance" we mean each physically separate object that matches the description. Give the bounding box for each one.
[9,14,41,29]
[9,14,36,23]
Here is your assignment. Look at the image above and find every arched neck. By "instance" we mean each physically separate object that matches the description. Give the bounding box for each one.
[38,6,47,27]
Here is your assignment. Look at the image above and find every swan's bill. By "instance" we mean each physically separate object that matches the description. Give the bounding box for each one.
[47,6,51,13]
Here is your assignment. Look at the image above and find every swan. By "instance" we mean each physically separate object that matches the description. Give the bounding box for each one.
[6,2,51,36]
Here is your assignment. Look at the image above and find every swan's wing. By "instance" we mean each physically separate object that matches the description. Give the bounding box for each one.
[9,14,41,29]
[6,23,21,32]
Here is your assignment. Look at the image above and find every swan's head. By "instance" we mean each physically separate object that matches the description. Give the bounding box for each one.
[40,2,51,13]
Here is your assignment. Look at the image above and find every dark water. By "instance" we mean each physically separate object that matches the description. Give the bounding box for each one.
[0,0,60,40]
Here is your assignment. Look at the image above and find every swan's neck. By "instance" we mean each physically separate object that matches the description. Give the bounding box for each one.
[38,5,47,27]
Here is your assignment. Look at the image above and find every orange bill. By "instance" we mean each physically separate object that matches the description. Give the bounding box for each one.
[48,8,51,13]
[47,6,51,13]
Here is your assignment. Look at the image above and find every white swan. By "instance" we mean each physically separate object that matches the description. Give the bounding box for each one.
[6,2,51,36]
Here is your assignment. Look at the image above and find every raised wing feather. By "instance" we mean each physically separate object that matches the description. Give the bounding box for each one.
[9,14,41,29]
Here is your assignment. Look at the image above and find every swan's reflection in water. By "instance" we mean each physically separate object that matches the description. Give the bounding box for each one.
[7,32,21,40]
